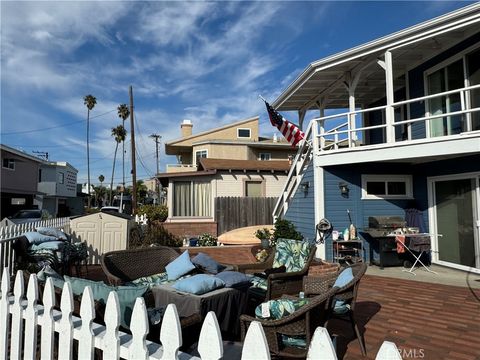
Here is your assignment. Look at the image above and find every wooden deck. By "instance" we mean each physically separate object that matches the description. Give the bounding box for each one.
[82,246,480,360]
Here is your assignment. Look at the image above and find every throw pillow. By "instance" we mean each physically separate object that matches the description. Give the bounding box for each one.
[255,298,310,320]
[23,231,58,245]
[131,272,169,288]
[333,267,354,288]
[215,271,250,288]
[64,275,148,328]
[165,250,196,281]
[37,264,65,288]
[173,274,225,295]
[36,227,68,241]
[191,252,226,274]
[273,238,311,272]
[31,240,65,251]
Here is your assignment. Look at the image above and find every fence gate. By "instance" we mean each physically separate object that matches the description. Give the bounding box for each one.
[215,197,276,235]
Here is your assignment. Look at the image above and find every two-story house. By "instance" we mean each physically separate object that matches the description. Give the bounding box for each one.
[0,144,44,218]
[37,161,79,217]
[272,3,480,273]
[157,117,297,236]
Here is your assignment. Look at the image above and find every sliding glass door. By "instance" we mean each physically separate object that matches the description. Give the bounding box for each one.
[430,174,480,271]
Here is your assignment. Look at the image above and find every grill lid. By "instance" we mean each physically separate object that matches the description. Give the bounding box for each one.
[364,216,407,238]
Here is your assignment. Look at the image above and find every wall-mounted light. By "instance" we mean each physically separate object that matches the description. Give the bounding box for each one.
[339,182,349,196]
[301,181,310,193]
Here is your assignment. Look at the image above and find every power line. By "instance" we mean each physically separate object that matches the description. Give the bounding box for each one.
[1,108,117,135]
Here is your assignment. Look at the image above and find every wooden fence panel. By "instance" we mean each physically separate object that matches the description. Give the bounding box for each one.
[215,197,276,235]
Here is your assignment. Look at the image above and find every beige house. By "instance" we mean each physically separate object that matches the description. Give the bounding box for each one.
[157,117,296,235]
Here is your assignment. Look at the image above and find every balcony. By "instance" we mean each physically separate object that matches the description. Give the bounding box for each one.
[166,163,197,173]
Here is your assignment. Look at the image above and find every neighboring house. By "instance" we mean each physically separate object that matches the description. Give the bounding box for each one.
[157,117,296,235]
[272,4,480,274]
[0,144,44,218]
[36,161,78,217]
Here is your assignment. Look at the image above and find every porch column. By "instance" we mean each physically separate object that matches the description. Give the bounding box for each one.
[384,51,396,143]
[344,72,360,147]
[298,109,306,130]
[312,121,326,259]
[316,99,326,150]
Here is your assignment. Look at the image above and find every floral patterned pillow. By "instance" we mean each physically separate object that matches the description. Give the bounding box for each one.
[255,298,310,320]
[272,238,311,272]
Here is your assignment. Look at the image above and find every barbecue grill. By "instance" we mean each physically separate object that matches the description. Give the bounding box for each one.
[362,216,406,269]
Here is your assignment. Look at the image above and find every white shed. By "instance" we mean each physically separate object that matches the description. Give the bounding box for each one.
[70,212,134,264]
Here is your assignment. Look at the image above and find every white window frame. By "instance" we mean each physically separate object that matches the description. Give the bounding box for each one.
[423,44,480,136]
[258,153,271,161]
[58,172,64,184]
[194,149,208,166]
[361,174,413,200]
[2,158,15,170]
[172,180,212,218]
[237,128,251,138]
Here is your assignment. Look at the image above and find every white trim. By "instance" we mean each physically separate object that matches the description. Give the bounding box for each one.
[361,174,413,200]
[194,149,208,166]
[312,123,326,260]
[237,128,251,139]
[428,171,480,272]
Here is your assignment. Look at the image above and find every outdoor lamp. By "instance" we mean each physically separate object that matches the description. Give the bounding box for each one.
[301,181,310,193]
[339,182,349,196]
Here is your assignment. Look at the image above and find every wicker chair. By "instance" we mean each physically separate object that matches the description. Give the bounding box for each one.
[239,287,337,359]
[303,262,368,356]
[236,239,316,303]
[101,246,180,286]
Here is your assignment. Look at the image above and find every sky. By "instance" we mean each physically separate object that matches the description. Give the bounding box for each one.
[0,1,473,188]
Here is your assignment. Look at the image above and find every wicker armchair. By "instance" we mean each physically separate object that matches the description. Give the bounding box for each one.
[239,287,337,358]
[303,262,368,356]
[101,246,180,286]
[236,239,316,302]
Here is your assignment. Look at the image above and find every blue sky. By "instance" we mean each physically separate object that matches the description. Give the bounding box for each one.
[0,1,472,187]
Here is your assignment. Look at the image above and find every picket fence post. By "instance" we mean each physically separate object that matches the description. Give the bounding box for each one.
[376,341,402,360]
[10,270,24,360]
[41,277,56,359]
[78,286,95,360]
[241,321,270,360]
[128,297,149,360]
[24,274,39,359]
[0,268,10,360]
[197,311,223,360]
[160,304,182,359]
[103,291,121,359]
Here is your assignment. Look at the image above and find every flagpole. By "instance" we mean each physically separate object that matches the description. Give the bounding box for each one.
[258,94,267,103]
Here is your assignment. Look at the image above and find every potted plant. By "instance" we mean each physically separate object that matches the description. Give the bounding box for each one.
[272,219,304,247]
[255,228,273,249]
[198,233,217,246]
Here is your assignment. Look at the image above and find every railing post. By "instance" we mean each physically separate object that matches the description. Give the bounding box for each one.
[384,50,395,143]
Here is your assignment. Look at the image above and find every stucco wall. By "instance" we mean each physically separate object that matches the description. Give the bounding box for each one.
[1,150,40,193]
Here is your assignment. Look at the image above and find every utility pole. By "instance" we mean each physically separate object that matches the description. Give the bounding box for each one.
[149,134,161,204]
[129,85,137,214]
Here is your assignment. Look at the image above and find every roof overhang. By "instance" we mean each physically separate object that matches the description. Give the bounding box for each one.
[273,3,480,112]
[156,170,217,187]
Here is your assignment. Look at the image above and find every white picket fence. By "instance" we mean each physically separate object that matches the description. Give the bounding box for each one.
[0,269,402,360]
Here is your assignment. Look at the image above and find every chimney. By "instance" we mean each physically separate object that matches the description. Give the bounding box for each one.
[181,119,193,137]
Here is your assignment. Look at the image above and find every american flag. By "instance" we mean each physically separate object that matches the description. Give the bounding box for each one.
[264,101,305,147]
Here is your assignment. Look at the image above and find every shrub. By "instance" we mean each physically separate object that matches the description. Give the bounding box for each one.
[272,219,304,247]
[135,204,168,222]
[198,233,217,246]
[129,223,182,248]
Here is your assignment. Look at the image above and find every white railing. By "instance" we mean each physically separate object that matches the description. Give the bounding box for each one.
[272,121,314,221]
[273,84,480,219]
[314,84,480,151]
[0,217,70,279]
[0,269,402,360]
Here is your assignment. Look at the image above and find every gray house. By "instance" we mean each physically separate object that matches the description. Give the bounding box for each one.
[0,144,44,218]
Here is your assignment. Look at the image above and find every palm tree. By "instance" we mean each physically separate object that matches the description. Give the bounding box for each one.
[98,174,105,207]
[117,104,130,190]
[109,125,127,205]
[84,94,97,208]
[98,174,105,186]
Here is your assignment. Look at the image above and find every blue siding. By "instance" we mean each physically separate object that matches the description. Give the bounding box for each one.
[284,161,316,242]
[408,32,480,139]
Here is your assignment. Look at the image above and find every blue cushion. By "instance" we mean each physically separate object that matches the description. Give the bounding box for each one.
[215,271,250,288]
[30,240,65,251]
[36,227,68,240]
[64,275,148,328]
[23,231,58,245]
[165,250,196,281]
[173,274,225,295]
[333,267,354,288]
[192,252,226,274]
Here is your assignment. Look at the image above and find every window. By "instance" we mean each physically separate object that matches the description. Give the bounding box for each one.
[11,198,26,205]
[39,169,42,182]
[259,153,271,161]
[58,172,64,184]
[173,181,211,217]
[195,149,208,165]
[237,128,251,138]
[245,181,263,197]
[361,175,412,199]
[2,158,15,170]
